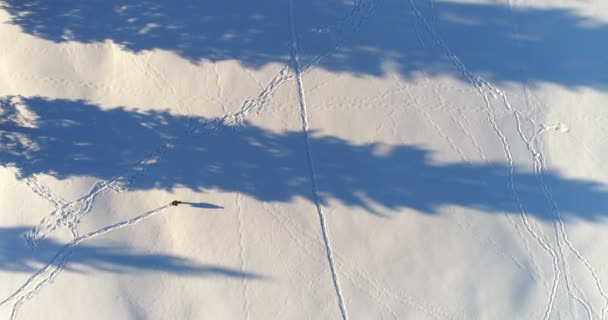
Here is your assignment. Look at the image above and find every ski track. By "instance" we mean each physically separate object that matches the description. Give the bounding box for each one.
[434,77,550,287]
[403,73,547,285]
[1,204,175,320]
[504,0,607,317]
[407,0,608,318]
[405,0,561,318]
[6,0,384,317]
[478,65,561,320]
[425,38,553,293]
[500,1,588,316]
[515,102,589,317]
[25,141,175,247]
[426,85,550,279]
[395,29,545,286]
[261,203,464,320]
[6,0,605,319]
[22,56,289,246]
[531,123,607,319]
[288,0,348,319]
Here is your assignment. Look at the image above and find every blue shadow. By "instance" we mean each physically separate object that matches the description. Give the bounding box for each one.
[181,202,225,209]
[1,96,607,222]
[1,0,607,89]
[0,226,260,277]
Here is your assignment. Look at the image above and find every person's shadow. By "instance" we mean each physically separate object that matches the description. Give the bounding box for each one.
[180,202,224,209]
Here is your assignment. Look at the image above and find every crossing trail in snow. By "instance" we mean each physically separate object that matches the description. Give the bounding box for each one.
[1,204,174,320]
[1,0,608,319]
[289,0,348,319]
[407,0,607,318]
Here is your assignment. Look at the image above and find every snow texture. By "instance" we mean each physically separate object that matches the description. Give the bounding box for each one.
[1,0,608,319]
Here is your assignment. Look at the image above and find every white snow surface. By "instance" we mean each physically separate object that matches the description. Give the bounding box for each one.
[1,0,608,319]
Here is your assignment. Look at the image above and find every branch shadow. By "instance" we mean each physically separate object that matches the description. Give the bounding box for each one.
[1,0,607,89]
[0,226,260,278]
[1,96,607,222]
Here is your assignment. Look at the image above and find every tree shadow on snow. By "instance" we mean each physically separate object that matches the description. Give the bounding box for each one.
[1,96,607,222]
[0,226,260,277]
[1,0,607,90]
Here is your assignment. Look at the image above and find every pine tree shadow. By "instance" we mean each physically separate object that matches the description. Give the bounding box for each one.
[0,226,260,277]
[1,96,607,222]
[1,0,607,89]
